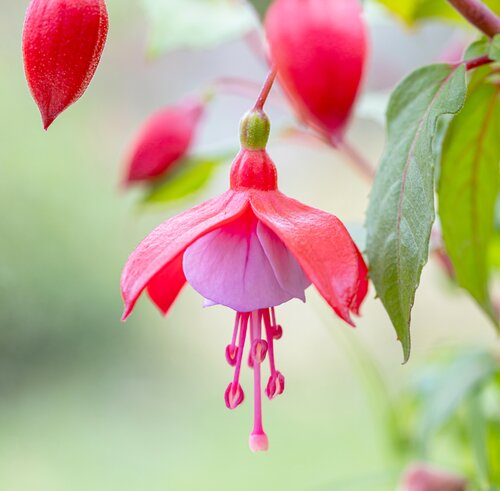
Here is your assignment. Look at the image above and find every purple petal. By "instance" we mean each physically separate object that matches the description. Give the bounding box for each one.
[256,221,310,300]
[183,215,309,312]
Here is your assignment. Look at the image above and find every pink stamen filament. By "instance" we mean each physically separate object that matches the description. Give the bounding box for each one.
[263,309,277,376]
[226,312,241,366]
[231,313,240,348]
[232,313,248,389]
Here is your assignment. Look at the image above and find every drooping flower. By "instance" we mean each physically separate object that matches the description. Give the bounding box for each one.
[124,98,205,184]
[23,0,109,129]
[265,0,367,144]
[121,109,368,451]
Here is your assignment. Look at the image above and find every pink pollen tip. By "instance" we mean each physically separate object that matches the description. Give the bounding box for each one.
[249,432,269,452]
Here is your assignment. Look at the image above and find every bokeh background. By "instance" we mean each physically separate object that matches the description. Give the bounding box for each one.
[0,1,497,490]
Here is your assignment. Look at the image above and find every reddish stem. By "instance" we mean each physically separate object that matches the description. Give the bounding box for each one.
[464,54,493,70]
[253,68,278,111]
[447,0,500,37]
[336,139,376,182]
[211,77,288,109]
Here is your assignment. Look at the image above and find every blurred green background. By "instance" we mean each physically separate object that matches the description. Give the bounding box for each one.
[0,1,498,490]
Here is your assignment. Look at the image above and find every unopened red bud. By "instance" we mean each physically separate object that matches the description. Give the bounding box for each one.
[265,0,367,144]
[23,0,109,129]
[124,99,204,184]
[224,382,244,410]
[400,465,467,491]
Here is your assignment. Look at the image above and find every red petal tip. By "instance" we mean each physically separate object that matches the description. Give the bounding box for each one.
[121,306,132,322]
[42,114,55,131]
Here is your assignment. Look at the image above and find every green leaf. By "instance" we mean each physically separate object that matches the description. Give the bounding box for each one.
[375,0,500,26]
[143,0,256,56]
[438,72,500,327]
[247,0,273,19]
[489,34,500,62]
[465,37,491,60]
[466,394,493,489]
[416,350,496,450]
[143,156,221,204]
[366,64,467,362]
[490,232,500,269]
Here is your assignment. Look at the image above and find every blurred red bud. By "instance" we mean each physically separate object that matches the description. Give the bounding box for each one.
[265,0,367,144]
[124,99,205,184]
[23,0,109,130]
[400,465,467,491]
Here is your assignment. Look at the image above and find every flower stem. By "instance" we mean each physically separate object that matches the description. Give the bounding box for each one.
[447,0,500,37]
[336,139,376,182]
[253,68,278,111]
[464,54,493,70]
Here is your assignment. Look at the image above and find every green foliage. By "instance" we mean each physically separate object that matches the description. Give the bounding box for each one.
[366,64,467,362]
[490,34,500,62]
[142,0,256,56]
[247,0,273,19]
[392,350,500,487]
[465,37,491,59]
[466,35,500,61]
[375,0,500,26]
[415,351,497,450]
[491,200,500,269]
[142,156,225,204]
[438,70,500,327]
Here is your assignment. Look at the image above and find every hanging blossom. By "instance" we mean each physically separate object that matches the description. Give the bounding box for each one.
[121,106,368,452]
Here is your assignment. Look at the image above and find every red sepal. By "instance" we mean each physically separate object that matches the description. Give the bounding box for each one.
[250,190,368,325]
[23,0,109,129]
[121,191,249,319]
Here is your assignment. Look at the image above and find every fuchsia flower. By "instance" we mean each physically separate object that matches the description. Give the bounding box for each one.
[121,110,368,451]
[23,0,109,130]
[265,0,367,144]
[124,98,205,184]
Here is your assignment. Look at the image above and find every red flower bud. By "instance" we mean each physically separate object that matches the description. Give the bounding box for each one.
[23,0,109,130]
[124,99,205,185]
[401,465,467,491]
[265,0,367,144]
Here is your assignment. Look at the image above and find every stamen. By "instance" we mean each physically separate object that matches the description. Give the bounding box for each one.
[263,309,277,375]
[225,313,241,366]
[249,311,269,452]
[225,382,244,409]
[251,339,268,364]
[263,308,285,400]
[271,307,283,339]
[232,313,248,390]
[224,313,248,410]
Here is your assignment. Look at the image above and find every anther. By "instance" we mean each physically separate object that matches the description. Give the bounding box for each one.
[225,344,238,367]
[266,371,285,400]
[251,339,268,364]
[272,325,283,340]
[225,382,244,409]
